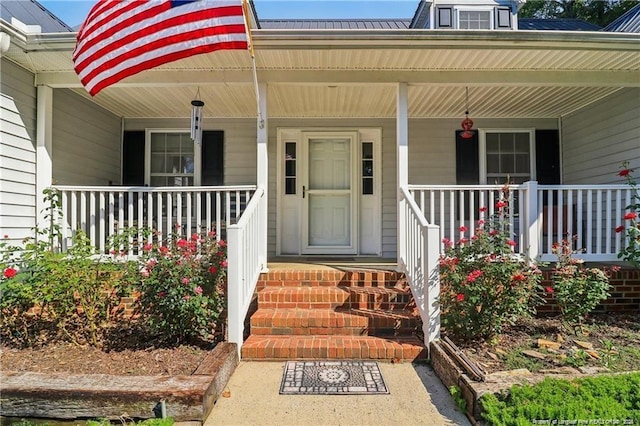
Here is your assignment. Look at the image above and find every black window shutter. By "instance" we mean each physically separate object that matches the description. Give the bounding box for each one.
[455,130,479,184]
[122,131,145,185]
[535,130,560,185]
[202,130,224,186]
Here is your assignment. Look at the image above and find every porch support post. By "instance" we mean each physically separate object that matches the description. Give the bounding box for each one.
[36,85,53,230]
[397,82,409,265]
[523,180,540,261]
[257,82,268,271]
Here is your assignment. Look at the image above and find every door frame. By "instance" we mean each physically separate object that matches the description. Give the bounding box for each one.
[276,127,382,256]
[300,131,359,255]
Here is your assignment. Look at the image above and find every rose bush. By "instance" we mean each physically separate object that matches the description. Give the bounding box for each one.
[439,184,544,343]
[127,230,227,344]
[616,162,640,269]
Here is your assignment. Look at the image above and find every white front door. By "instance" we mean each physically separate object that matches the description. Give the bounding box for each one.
[302,132,358,254]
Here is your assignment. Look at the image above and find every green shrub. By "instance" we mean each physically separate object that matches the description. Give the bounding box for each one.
[439,183,544,342]
[481,373,640,425]
[1,189,127,347]
[550,239,617,330]
[126,229,227,344]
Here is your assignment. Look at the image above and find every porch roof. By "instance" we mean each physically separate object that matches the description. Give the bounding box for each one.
[3,21,639,119]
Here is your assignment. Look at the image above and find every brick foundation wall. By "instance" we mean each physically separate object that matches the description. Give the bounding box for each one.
[537,267,640,314]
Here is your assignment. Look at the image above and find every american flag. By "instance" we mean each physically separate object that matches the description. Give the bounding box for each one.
[73,0,248,96]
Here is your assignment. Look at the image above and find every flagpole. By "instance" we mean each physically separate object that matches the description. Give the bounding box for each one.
[242,0,264,129]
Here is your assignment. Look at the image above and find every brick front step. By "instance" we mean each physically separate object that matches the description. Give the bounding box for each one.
[241,335,427,362]
[257,286,413,310]
[250,308,420,336]
[257,287,350,309]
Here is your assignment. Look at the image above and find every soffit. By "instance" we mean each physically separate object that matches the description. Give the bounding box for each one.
[67,83,623,119]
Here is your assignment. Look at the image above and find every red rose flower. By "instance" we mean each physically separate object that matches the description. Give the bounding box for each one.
[545,286,554,294]
[615,225,625,233]
[496,201,507,209]
[3,267,17,279]
[456,293,465,302]
[459,225,468,232]
[624,212,638,220]
[618,169,633,177]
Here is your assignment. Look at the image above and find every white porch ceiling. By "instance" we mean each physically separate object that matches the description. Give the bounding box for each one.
[66,84,624,119]
[4,28,639,119]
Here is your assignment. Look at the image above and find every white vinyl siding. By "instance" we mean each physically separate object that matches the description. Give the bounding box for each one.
[562,88,640,184]
[0,59,37,243]
[52,89,121,186]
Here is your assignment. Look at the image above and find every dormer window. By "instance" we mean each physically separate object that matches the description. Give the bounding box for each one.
[435,4,514,30]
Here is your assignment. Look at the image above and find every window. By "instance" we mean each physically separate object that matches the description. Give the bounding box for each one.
[362,142,374,195]
[480,130,535,184]
[459,10,491,29]
[284,142,297,194]
[146,130,200,186]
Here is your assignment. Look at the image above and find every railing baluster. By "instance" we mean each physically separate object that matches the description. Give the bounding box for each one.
[99,192,105,253]
[576,190,583,251]
[157,192,163,243]
[108,192,115,251]
[216,191,222,241]
[448,190,455,243]
[61,191,69,252]
[567,189,573,239]
[89,191,96,248]
[196,191,202,234]
[614,189,622,253]
[186,191,192,235]
[586,190,593,254]
[596,190,603,255]
[147,192,153,245]
[605,190,612,254]
[71,191,78,239]
[167,192,173,237]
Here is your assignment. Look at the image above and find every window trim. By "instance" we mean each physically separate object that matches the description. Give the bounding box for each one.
[479,129,536,185]
[145,128,202,186]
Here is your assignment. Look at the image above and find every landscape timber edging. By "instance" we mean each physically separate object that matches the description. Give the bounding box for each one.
[430,341,549,424]
[0,342,239,423]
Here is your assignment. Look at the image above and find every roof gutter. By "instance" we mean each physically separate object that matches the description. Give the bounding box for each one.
[2,20,638,53]
[0,20,76,51]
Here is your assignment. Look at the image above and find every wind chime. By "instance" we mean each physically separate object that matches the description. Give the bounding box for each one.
[460,86,475,139]
[190,88,204,144]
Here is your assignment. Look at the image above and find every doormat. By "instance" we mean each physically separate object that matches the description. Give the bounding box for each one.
[279,361,389,395]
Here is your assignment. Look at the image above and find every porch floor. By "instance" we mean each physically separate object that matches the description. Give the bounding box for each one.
[265,257,397,271]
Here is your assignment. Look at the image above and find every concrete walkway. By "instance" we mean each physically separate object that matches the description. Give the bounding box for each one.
[205,361,471,426]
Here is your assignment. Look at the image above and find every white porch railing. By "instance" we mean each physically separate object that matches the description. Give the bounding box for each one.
[398,186,441,351]
[408,182,635,262]
[226,186,267,357]
[52,185,257,255]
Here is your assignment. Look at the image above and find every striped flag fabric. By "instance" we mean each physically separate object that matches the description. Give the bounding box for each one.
[73,0,248,96]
